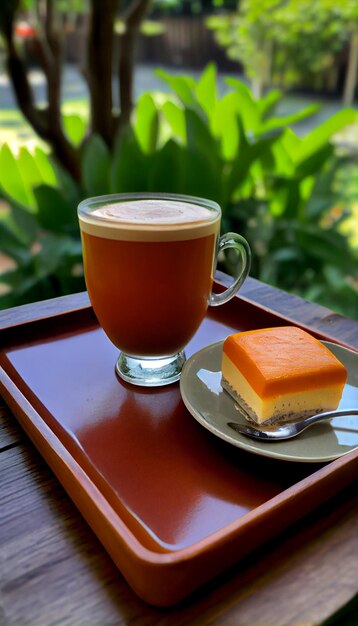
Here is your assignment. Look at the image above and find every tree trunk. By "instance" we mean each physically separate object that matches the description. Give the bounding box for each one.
[343,31,358,105]
[6,41,81,181]
[1,0,81,181]
[86,0,118,147]
[251,77,263,99]
[118,0,152,129]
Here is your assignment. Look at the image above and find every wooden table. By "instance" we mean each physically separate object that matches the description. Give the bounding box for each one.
[1,275,358,626]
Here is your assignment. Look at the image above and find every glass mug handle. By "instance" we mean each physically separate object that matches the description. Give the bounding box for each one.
[209,232,251,306]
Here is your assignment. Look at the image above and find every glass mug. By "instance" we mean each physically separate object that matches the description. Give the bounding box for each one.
[78,193,251,387]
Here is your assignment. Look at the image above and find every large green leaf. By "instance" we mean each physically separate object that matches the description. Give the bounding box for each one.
[162,101,186,143]
[63,114,87,146]
[81,134,111,197]
[256,89,282,117]
[147,140,184,193]
[134,93,159,154]
[296,144,334,180]
[260,104,320,134]
[295,109,358,164]
[33,147,57,186]
[51,159,81,206]
[0,144,34,208]
[181,149,223,203]
[224,78,260,132]
[271,135,296,177]
[280,127,302,156]
[17,147,43,203]
[195,63,218,123]
[33,185,78,233]
[111,127,148,192]
[1,191,38,243]
[184,108,223,201]
[212,94,240,160]
[0,220,31,264]
[280,179,301,218]
[156,69,197,108]
[185,109,219,160]
[226,127,283,198]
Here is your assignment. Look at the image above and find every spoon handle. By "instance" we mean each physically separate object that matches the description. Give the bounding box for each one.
[228,408,358,442]
[304,408,358,427]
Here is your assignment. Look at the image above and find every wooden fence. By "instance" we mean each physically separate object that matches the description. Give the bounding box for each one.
[65,16,240,72]
[135,17,239,71]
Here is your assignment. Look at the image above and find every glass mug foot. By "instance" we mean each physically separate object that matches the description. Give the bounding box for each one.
[116,351,187,387]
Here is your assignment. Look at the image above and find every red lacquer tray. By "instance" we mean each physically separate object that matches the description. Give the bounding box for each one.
[1,284,357,606]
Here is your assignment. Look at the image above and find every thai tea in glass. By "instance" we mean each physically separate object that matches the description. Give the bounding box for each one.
[78,193,251,386]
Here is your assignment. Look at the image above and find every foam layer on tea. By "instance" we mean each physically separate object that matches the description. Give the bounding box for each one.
[79,199,220,241]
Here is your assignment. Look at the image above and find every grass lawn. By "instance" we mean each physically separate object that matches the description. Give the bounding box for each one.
[0,99,89,152]
[0,108,41,150]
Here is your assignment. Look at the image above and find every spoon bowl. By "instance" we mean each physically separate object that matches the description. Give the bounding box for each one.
[228,409,358,441]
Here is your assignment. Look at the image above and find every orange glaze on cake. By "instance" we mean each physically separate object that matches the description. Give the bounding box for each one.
[223,326,347,399]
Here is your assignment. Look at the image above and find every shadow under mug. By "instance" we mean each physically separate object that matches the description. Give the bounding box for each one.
[78,193,251,387]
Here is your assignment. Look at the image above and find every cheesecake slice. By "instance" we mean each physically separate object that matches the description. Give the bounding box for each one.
[221,326,347,425]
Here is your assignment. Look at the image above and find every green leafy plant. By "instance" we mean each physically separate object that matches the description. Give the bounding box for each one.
[0,145,84,308]
[1,65,357,317]
[207,0,358,100]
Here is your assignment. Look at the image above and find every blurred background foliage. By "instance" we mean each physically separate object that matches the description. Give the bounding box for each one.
[207,0,358,100]
[0,0,357,319]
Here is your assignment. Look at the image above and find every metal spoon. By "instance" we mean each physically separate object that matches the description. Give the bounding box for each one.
[227,409,358,441]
